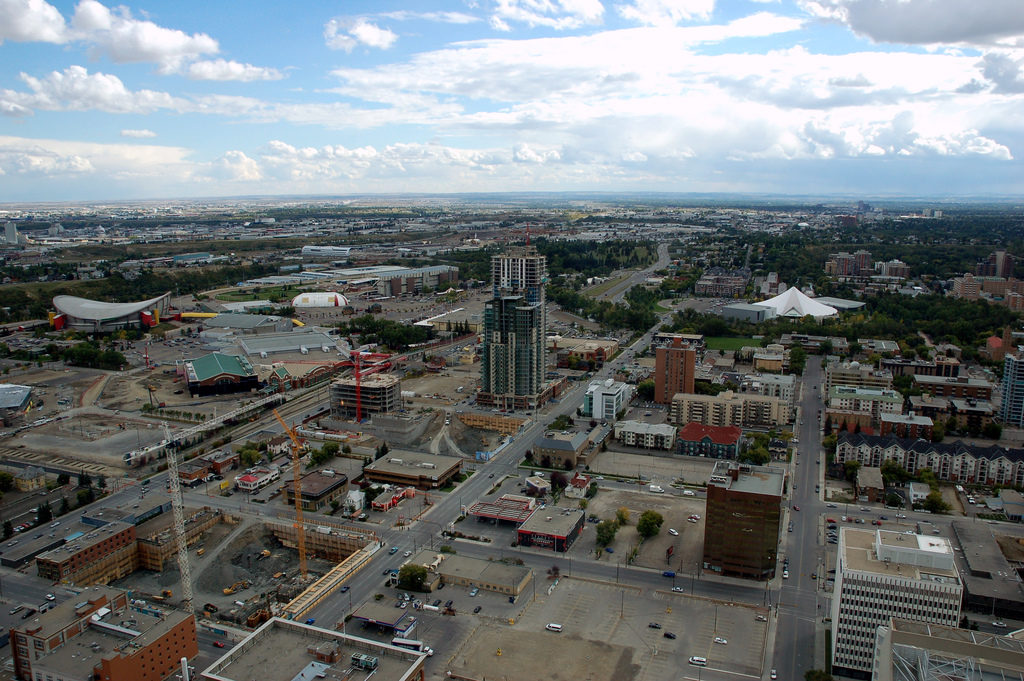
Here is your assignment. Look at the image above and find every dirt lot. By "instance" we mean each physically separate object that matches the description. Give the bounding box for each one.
[403,364,479,410]
[116,518,333,617]
[579,488,707,571]
[997,534,1024,562]
[589,450,717,488]
[13,411,165,467]
[101,367,244,416]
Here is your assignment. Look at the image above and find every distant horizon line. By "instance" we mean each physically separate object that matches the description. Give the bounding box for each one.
[2,190,1023,210]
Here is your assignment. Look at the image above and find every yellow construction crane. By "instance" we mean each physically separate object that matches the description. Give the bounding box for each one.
[273,408,307,579]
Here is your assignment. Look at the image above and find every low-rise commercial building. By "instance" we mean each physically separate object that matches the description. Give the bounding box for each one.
[200,617,426,681]
[281,470,349,512]
[855,467,885,503]
[363,452,462,490]
[13,586,197,681]
[676,423,742,459]
[533,430,591,469]
[703,461,785,580]
[517,507,585,552]
[831,529,962,678]
[582,378,631,420]
[201,449,240,475]
[235,465,281,493]
[614,420,676,450]
[408,550,534,597]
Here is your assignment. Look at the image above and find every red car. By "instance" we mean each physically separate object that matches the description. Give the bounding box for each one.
[213,641,225,648]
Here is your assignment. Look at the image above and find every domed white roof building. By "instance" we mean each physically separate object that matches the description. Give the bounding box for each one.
[291,291,349,308]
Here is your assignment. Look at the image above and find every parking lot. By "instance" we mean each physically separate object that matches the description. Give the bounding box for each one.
[443,577,769,681]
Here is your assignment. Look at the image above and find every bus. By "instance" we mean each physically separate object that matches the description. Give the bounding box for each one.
[391,638,434,656]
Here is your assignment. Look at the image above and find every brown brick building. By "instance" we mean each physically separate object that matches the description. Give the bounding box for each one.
[654,337,696,404]
[912,375,994,400]
[36,521,138,585]
[703,461,786,580]
[11,586,197,681]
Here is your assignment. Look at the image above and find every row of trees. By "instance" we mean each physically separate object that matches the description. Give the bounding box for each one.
[595,507,665,547]
[337,314,434,351]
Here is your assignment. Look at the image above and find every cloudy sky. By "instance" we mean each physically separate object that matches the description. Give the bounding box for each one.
[1,0,1022,202]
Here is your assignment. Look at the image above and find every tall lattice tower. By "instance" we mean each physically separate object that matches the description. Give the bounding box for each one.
[163,424,194,612]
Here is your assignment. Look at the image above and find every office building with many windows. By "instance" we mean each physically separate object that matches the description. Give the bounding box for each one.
[831,528,962,679]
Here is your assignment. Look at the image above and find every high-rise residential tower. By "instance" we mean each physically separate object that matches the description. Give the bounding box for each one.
[1001,347,1024,428]
[654,337,696,404]
[479,245,548,411]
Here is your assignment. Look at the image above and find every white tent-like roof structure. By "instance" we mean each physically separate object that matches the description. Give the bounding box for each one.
[754,286,838,319]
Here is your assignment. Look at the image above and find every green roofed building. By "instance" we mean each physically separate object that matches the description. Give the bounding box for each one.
[185,352,259,396]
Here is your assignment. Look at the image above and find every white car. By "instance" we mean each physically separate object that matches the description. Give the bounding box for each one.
[668,528,679,536]
[671,586,685,593]
[403,550,412,557]
[771,670,778,679]
[45,594,55,601]
[714,637,727,645]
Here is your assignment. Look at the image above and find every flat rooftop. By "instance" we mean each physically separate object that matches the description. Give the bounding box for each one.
[952,521,1024,601]
[518,506,584,538]
[36,606,193,678]
[18,586,123,639]
[333,372,400,388]
[411,550,531,586]
[202,618,425,681]
[282,471,348,498]
[841,528,959,583]
[365,452,462,477]
[238,331,339,355]
[36,520,134,563]
[708,461,786,497]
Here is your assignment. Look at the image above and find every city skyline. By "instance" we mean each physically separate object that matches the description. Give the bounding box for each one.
[0,0,1022,202]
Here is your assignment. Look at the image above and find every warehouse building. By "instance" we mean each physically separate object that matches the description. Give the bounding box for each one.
[185,352,259,397]
[35,521,138,585]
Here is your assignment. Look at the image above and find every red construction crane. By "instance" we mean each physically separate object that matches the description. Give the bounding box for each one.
[343,351,409,422]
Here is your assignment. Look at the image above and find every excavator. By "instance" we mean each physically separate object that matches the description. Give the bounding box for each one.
[222,580,250,595]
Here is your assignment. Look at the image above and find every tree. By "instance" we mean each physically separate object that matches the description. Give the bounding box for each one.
[789,347,807,375]
[586,482,599,499]
[923,491,950,514]
[637,510,664,539]
[2,520,10,539]
[805,671,833,681]
[983,422,1002,440]
[36,502,53,523]
[885,492,904,508]
[97,476,106,490]
[77,488,95,506]
[635,379,655,401]
[239,444,261,468]
[615,507,630,526]
[843,460,861,483]
[550,472,568,491]
[57,472,70,486]
[595,520,619,547]
[0,471,13,492]
[547,565,560,579]
[78,471,92,488]
[59,496,70,515]
[397,563,428,591]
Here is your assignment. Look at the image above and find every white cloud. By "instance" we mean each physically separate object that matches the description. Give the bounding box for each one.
[616,0,715,27]
[120,128,156,138]
[801,0,1024,48]
[489,0,605,31]
[979,51,1024,93]
[6,65,183,113]
[70,0,218,70]
[0,0,66,44]
[209,150,262,181]
[0,135,193,180]
[513,142,562,162]
[379,10,480,24]
[324,17,398,52]
[186,59,285,82]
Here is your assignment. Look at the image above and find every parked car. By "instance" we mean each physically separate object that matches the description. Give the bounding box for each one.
[473,606,482,613]
[648,622,662,629]
[213,641,225,648]
[714,637,727,645]
[663,632,677,639]
[668,528,678,536]
[389,547,399,554]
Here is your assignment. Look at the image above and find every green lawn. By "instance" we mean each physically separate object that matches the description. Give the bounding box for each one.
[584,274,631,298]
[705,336,753,351]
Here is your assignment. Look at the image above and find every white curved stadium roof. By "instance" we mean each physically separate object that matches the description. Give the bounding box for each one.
[754,286,837,319]
[53,293,170,321]
[291,291,348,307]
